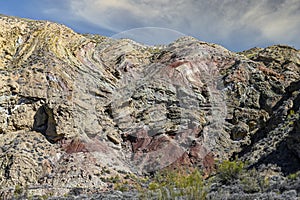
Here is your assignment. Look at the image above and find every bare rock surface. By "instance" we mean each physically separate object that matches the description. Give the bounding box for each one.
[1,14,300,198]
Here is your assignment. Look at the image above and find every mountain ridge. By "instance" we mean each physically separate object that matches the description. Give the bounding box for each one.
[1,14,300,199]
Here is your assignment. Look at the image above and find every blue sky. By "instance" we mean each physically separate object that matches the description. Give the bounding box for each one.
[0,0,299,51]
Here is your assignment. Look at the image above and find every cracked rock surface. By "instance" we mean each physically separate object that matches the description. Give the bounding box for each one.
[1,14,300,198]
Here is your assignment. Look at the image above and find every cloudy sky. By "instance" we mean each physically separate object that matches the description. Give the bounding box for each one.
[0,0,299,51]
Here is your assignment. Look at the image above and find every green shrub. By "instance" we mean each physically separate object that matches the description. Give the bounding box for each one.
[114,167,208,199]
[217,160,245,184]
[115,182,129,192]
[148,168,207,200]
[287,171,300,180]
[240,168,260,193]
[114,174,148,194]
[110,175,120,183]
[258,176,270,192]
[14,184,24,198]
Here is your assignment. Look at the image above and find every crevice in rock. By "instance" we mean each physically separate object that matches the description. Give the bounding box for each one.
[104,104,114,119]
[3,155,13,179]
[32,104,63,143]
[17,95,45,105]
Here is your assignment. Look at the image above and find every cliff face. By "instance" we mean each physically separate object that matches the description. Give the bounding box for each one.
[1,15,300,197]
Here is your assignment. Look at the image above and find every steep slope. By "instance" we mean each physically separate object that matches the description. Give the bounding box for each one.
[237,46,300,174]
[0,14,300,198]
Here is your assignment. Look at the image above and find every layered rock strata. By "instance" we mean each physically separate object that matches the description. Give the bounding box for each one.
[0,14,300,197]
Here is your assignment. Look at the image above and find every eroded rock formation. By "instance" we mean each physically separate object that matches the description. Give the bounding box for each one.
[1,14,300,198]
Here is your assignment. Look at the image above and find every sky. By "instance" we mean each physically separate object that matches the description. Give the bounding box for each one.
[0,0,299,52]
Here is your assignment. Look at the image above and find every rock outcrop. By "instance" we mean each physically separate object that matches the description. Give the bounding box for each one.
[0,14,300,198]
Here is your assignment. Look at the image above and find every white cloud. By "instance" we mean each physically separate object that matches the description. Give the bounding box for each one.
[46,0,300,50]
[111,27,186,45]
[238,0,300,43]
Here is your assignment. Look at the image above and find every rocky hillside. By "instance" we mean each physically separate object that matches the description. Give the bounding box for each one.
[0,14,300,199]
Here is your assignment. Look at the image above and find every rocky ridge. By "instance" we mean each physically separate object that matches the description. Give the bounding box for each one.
[0,14,300,199]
